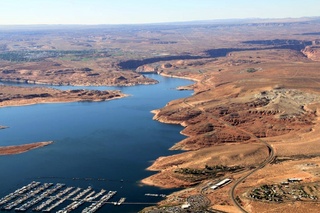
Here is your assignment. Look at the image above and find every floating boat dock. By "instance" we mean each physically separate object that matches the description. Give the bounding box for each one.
[114,197,126,205]
[0,181,162,212]
[82,191,117,213]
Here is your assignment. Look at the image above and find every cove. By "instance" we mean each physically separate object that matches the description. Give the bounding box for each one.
[0,74,193,213]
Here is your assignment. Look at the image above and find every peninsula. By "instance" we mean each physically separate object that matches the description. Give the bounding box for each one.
[0,85,126,108]
[0,141,53,155]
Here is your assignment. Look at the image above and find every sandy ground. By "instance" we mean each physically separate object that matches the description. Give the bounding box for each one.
[0,141,53,155]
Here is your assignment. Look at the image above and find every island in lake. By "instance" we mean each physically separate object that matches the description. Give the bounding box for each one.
[1,17,320,213]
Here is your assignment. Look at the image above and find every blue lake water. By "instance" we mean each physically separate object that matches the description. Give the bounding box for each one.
[0,74,193,212]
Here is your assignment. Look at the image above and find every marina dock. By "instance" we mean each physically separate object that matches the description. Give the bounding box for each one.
[15,183,64,211]
[82,191,117,213]
[0,181,136,212]
[3,183,52,211]
[0,181,40,206]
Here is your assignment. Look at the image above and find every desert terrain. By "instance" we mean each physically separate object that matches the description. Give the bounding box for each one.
[141,49,320,212]
[1,18,320,212]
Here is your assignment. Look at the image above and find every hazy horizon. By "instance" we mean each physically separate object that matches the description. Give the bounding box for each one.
[0,16,319,29]
[1,0,320,25]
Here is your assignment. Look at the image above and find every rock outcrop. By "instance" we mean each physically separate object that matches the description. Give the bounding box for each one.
[302,46,320,61]
[136,65,156,73]
[153,88,319,150]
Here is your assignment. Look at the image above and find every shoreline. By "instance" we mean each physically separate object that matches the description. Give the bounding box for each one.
[158,72,200,82]
[141,76,197,189]
[151,109,189,127]
[0,93,128,108]
[0,141,53,156]
[0,84,128,108]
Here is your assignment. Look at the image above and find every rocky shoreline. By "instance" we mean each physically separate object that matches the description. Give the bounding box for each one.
[0,85,127,108]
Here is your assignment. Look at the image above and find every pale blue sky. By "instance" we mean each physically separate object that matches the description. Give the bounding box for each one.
[0,0,319,25]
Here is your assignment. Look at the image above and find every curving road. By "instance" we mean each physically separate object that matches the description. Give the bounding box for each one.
[229,136,275,213]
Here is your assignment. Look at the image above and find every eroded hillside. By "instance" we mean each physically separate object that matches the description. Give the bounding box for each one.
[142,47,320,213]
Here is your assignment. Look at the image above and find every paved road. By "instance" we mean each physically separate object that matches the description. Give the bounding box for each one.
[229,137,275,213]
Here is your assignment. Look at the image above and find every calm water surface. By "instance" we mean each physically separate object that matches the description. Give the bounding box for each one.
[0,74,193,212]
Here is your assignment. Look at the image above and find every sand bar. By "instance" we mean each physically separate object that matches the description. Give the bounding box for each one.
[0,141,53,156]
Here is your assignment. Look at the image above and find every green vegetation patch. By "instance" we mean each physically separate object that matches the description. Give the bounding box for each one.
[174,165,244,182]
[250,183,320,203]
[247,68,258,73]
